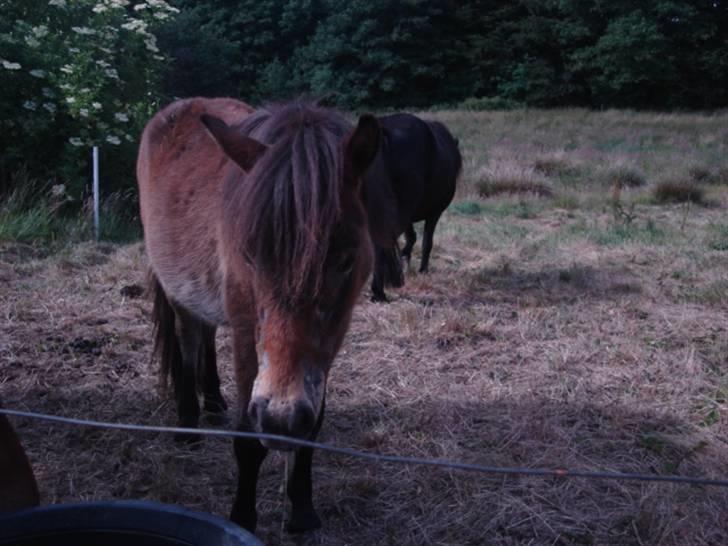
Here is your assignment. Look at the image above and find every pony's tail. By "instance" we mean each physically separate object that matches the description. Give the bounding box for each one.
[148,270,181,394]
[380,244,405,288]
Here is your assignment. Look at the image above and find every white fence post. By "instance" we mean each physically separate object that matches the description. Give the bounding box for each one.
[93,146,99,241]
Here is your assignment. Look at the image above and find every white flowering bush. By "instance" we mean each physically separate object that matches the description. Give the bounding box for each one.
[0,0,178,196]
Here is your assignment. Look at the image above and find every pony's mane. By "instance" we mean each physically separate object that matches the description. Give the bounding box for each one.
[227,101,352,307]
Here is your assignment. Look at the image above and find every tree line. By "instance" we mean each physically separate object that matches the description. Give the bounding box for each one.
[160,0,728,110]
[2,0,727,199]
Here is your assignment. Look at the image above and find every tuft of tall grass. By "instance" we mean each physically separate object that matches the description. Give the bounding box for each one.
[0,177,141,245]
[715,167,728,185]
[598,165,647,188]
[687,164,715,184]
[532,154,581,179]
[476,162,553,198]
[0,179,79,243]
[652,177,705,204]
[706,223,728,251]
[91,188,142,243]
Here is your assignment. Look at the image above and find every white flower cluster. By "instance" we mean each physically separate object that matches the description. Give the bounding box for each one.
[134,0,179,15]
[11,0,177,153]
[71,26,96,35]
[118,12,165,52]
[121,19,148,33]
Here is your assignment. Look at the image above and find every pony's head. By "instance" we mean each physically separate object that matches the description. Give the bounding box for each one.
[202,103,379,447]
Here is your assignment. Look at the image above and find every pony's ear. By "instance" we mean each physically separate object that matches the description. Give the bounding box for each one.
[201,114,267,172]
[345,114,380,179]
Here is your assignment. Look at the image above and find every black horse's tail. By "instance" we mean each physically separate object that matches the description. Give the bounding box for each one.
[148,270,182,394]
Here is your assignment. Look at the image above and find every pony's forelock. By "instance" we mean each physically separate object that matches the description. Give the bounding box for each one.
[226,102,352,307]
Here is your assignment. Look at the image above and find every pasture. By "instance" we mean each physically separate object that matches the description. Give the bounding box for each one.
[1,108,727,545]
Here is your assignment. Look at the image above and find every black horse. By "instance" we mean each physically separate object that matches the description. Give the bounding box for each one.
[364,113,462,302]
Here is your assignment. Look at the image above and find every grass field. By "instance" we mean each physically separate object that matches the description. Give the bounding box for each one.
[1,108,727,545]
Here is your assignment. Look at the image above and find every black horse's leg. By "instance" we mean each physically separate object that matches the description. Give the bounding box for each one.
[400,224,417,270]
[370,246,388,302]
[171,307,203,441]
[199,323,228,425]
[420,212,442,273]
[231,423,269,532]
[286,396,326,533]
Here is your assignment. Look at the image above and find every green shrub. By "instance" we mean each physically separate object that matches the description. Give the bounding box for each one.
[0,0,177,198]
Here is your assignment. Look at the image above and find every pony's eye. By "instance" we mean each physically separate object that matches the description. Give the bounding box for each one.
[315,307,329,323]
[336,255,354,275]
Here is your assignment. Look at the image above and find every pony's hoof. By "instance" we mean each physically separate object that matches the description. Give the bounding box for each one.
[370,293,388,303]
[286,507,322,534]
[174,419,202,446]
[230,508,257,533]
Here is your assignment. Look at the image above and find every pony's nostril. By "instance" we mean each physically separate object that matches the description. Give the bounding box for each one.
[247,397,269,428]
[288,401,315,437]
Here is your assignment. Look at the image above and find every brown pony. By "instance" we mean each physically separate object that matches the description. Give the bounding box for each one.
[137,98,380,533]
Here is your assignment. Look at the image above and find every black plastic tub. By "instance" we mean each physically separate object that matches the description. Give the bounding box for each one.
[0,500,262,546]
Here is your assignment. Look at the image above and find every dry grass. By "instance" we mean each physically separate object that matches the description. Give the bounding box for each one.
[3,109,728,545]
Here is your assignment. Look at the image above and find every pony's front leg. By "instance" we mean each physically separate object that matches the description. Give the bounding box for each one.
[229,323,268,532]
[231,428,268,531]
[286,395,325,533]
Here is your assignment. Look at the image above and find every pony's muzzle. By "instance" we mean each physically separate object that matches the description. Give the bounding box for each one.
[248,396,316,450]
